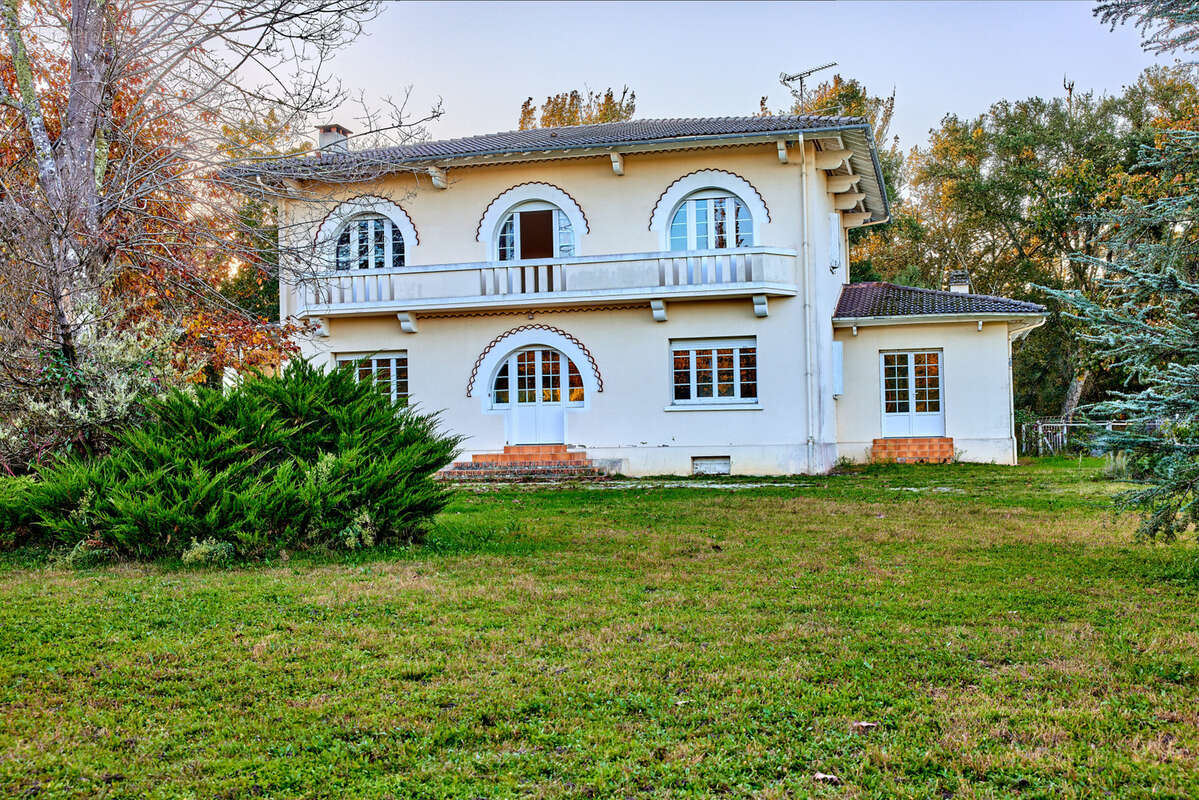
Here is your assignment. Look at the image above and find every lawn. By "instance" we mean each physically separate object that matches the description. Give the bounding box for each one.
[2,458,1198,799]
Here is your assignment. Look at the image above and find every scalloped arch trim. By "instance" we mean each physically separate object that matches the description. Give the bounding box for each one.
[466,324,603,397]
[314,195,420,249]
[475,182,590,243]
[648,169,771,235]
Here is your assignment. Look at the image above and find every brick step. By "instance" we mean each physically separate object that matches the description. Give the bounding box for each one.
[871,436,955,464]
[449,460,597,470]
[438,463,611,483]
[471,451,590,465]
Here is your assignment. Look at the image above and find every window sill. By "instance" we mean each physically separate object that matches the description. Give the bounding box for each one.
[663,403,762,412]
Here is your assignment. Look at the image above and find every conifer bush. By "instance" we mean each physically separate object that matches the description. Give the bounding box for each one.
[20,360,461,560]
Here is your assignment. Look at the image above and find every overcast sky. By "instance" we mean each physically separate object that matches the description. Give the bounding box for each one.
[325,0,1173,150]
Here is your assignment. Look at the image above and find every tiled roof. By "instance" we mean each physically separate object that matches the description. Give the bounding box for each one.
[834,282,1046,319]
[233,114,890,224]
[307,115,869,166]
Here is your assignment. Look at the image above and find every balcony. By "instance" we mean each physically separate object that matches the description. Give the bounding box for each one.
[293,247,799,318]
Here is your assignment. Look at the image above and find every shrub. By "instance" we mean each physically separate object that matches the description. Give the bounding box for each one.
[0,476,38,548]
[181,538,236,566]
[62,538,116,569]
[24,359,461,559]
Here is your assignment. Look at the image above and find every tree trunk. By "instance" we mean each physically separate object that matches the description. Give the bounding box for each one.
[1060,368,1090,422]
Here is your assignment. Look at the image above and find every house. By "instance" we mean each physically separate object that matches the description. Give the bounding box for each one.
[260,115,1045,475]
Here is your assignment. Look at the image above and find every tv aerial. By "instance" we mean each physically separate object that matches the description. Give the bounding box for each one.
[780,62,837,110]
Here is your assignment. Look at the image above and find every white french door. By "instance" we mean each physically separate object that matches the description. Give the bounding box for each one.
[492,347,585,444]
[880,351,945,437]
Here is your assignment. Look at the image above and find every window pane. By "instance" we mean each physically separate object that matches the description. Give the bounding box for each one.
[357,219,370,269]
[498,214,515,261]
[670,206,688,251]
[493,362,510,405]
[695,350,713,398]
[556,211,574,257]
[883,353,910,414]
[716,348,735,396]
[395,355,408,403]
[712,198,728,249]
[391,222,405,268]
[694,200,709,249]
[517,351,536,403]
[372,220,385,269]
[739,347,757,399]
[336,228,351,270]
[735,199,753,247]
[540,349,561,403]
[567,359,584,402]
[913,352,940,412]
[673,351,691,400]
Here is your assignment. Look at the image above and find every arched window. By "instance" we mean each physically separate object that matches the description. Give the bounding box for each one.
[668,191,754,252]
[496,202,575,261]
[491,347,584,408]
[335,213,405,270]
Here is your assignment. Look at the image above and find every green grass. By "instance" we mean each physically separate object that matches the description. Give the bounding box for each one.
[3,457,1198,799]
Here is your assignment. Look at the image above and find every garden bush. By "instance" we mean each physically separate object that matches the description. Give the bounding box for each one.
[0,476,38,548]
[21,359,461,560]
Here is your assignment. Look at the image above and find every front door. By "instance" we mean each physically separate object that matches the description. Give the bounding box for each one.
[493,347,585,444]
[881,350,945,437]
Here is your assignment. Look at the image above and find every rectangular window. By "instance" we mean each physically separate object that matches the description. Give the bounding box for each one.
[882,353,910,414]
[670,338,758,405]
[336,352,409,404]
[881,351,942,415]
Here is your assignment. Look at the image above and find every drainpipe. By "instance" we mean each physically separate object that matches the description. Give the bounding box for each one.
[799,135,818,473]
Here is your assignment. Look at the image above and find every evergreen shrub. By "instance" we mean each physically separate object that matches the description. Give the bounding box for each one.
[20,360,460,560]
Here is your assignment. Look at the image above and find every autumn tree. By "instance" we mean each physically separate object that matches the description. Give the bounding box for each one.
[0,0,437,467]
[518,86,636,129]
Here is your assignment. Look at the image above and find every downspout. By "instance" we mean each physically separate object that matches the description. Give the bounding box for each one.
[799,135,818,473]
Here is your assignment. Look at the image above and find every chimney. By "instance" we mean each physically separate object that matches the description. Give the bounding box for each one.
[317,123,352,154]
[947,269,972,294]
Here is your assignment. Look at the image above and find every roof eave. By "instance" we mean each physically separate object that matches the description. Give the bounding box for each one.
[832,311,1048,328]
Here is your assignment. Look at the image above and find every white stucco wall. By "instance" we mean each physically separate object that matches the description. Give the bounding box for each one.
[833,321,1018,465]
[280,138,1024,474]
[305,299,817,475]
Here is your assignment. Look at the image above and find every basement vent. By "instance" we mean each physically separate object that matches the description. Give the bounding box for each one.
[692,456,731,475]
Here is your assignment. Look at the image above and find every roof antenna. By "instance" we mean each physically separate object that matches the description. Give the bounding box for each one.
[780,62,837,111]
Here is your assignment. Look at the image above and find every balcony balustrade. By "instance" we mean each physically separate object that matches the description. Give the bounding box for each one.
[293,246,798,317]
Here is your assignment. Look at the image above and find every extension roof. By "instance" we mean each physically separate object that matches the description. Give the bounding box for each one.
[834,282,1046,321]
[238,115,889,223]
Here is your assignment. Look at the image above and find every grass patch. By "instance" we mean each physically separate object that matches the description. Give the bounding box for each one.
[2,458,1197,798]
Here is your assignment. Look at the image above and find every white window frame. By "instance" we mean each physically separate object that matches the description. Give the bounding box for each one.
[489,346,585,409]
[879,349,944,437]
[336,351,409,404]
[335,214,405,271]
[670,337,758,406]
[495,202,575,262]
[668,191,755,252]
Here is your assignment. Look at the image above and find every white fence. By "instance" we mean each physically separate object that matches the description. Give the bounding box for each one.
[1019,419,1131,456]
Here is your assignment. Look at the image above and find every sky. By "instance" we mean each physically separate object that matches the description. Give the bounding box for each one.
[324,0,1175,151]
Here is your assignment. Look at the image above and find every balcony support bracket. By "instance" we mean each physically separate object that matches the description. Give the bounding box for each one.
[650,299,667,323]
[397,311,419,334]
[752,295,769,318]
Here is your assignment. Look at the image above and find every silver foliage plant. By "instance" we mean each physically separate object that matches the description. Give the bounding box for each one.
[1049,1,1199,539]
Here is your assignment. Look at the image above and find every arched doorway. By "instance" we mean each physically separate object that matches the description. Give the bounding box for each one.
[490,346,585,444]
